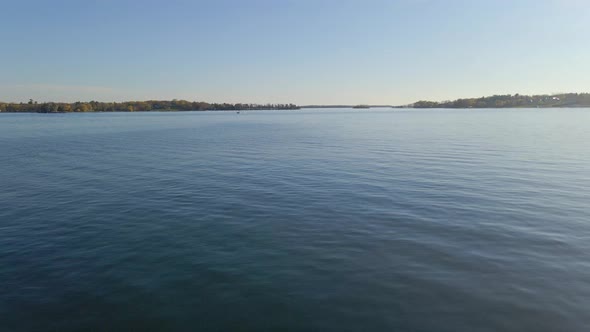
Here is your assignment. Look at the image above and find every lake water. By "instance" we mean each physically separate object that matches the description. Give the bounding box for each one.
[1,109,589,331]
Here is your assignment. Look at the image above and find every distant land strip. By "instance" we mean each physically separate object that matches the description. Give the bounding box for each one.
[0,100,299,113]
[407,93,590,109]
[303,93,590,109]
[1,93,590,113]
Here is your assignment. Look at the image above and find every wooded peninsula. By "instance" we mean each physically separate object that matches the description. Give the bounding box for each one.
[0,100,299,113]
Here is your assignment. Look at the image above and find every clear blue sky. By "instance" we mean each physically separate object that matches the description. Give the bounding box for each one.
[1,0,589,105]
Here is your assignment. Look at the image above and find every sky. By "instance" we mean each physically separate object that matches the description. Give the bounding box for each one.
[1,0,589,105]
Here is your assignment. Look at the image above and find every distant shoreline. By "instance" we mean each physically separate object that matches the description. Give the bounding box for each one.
[409,93,590,109]
[2,106,590,114]
[0,100,299,113]
[2,93,589,113]
[0,109,301,114]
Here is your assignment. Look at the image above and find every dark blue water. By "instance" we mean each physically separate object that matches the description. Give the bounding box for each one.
[1,109,589,331]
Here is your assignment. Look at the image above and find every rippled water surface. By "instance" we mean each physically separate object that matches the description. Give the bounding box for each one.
[1,109,589,331]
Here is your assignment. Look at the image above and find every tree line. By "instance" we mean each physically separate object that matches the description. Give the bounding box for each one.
[0,100,299,113]
[412,93,590,108]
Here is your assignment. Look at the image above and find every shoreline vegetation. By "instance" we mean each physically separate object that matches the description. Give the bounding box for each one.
[303,93,590,109]
[0,100,299,113]
[1,93,589,113]
[409,93,590,109]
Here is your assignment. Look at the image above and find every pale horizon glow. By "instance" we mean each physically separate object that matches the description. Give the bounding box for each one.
[1,0,589,105]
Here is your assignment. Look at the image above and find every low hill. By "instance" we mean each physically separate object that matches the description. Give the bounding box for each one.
[411,93,590,108]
